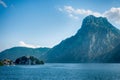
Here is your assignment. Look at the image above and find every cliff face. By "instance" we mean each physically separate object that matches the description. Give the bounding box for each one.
[96,43,120,63]
[44,15,120,63]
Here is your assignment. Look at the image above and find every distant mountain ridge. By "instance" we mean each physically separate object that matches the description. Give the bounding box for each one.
[0,47,50,61]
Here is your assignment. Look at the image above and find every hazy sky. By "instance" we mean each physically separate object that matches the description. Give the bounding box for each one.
[0,0,120,51]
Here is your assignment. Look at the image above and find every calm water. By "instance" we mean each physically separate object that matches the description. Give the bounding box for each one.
[0,63,120,80]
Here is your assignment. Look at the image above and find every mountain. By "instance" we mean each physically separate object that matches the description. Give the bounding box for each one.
[1,15,120,63]
[0,47,50,61]
[105,44,120,63]
[44,15,120,63]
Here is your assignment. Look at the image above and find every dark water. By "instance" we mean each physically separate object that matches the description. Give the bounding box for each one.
[0,64,120,80]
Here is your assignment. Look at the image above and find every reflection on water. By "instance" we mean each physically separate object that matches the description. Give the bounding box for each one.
[0,64,120,80]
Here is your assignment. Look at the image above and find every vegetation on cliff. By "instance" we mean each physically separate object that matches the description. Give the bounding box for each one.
[15,56,44,65]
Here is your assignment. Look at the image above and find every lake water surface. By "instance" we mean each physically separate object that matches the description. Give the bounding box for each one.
[0,63,120,80]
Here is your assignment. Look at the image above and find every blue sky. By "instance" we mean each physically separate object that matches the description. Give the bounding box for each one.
[0,0,120,51]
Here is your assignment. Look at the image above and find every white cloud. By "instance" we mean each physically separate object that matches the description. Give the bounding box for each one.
[60,6,102,19]
[104,7,120,25]
[59,6,120,27]
[0,0,7,8]
[19,41,40,48]
[64,6,74,13]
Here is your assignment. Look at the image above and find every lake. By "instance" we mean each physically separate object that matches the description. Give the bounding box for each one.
[0,63,120,80]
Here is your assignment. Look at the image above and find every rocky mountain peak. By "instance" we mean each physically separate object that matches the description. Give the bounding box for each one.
[81,15,111,29]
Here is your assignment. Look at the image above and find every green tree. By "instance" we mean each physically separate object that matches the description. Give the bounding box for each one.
[0,61,3,66]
